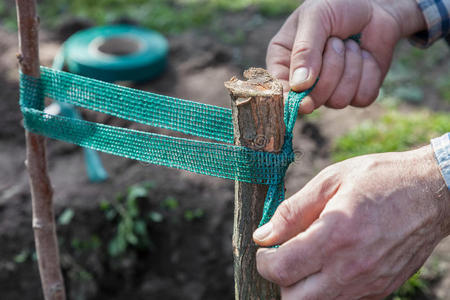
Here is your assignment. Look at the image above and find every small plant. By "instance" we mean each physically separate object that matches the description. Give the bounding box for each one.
[161,196,179,210]
[13,249,30,264]
[100,182,155,257]
[184,208,204,221]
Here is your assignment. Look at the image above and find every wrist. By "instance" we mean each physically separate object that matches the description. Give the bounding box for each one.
[377,0,427,37]
[412,145,450,236]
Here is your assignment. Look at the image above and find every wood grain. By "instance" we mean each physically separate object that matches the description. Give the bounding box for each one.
[225,68,283,300]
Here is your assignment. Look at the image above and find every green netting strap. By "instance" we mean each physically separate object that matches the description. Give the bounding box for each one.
[20,71,294,185]
[258,84,315,227]
[38,66,234,143]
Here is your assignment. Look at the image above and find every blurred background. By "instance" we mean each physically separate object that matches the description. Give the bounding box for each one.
[0,0,449,299]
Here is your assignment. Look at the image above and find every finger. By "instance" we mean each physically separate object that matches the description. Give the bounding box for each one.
[289,2,330,92]
[256,219,329,286]
[253,166,340,246]
[281,272,337,300]
[351,50,382,107]
[266,9,300,91]
[297,95,315,114]
[308,37,346,110]
[289,0,372,92]
[326,40,363,109]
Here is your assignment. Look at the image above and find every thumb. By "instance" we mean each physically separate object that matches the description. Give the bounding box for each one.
[289,0,371,91]
[253,168,341,246]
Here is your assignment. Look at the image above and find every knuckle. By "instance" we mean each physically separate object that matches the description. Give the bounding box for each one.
[336,258,378,286]
[275,200,298,229]
[326,223,356,253]
[266,38,279,56]
[291,40,313,60]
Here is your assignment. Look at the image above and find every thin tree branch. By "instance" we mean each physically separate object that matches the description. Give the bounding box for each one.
[15,1,66,299]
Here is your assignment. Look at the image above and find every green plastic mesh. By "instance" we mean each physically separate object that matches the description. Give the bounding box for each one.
[19,35,360,235]
[20,68,296,186]
[39,67,234,143]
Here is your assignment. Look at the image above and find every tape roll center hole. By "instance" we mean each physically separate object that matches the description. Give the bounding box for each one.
[97,37,141,56]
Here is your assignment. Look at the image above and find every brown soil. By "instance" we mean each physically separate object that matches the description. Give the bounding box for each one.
[1,11,449,300]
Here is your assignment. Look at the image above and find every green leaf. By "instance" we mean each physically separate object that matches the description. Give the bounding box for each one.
[105,209,117,220]
[127,185,148,201]
[58,208,75,225]
[134,220,148,236]
[14,250,29,264]
[126,232,138,245]
[162,197,179,210]
[184,208,204,221]
[108,236,127,257]
[148,211,164,223]
[99,200,110,211]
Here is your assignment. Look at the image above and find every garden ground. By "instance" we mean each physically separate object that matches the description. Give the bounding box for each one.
[0,5,450,300]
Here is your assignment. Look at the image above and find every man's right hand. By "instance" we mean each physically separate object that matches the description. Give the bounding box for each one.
[267,0,426,113]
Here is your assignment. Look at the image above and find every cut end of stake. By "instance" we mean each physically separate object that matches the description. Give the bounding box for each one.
[226,67,285,153]
[224,68,283,98]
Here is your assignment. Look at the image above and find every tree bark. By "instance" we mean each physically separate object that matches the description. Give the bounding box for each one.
[225,68,283,300]
[15,1,66,299]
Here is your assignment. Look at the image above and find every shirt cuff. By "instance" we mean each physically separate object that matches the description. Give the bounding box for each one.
[431,133,450,190]
[409,0,450,48]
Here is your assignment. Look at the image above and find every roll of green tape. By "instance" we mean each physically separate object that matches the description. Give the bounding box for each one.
[64,25,168,82]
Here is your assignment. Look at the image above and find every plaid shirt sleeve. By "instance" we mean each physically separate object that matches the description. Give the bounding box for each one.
[431,133,450,190]
[409,0,450,48]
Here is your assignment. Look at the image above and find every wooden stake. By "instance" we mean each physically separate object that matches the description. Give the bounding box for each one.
[16,1,66,299]
[225,68,284,300]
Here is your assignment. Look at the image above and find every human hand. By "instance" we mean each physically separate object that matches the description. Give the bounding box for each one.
[253,146,450,299]
[267,0,426,113]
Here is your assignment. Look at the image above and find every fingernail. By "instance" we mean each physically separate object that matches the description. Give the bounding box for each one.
[346,40,360,52]
[290,67,309,87]
[253,222,273,241]
[332,38,344,55]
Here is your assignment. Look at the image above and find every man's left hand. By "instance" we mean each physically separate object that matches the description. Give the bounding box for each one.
[254,146,450,299]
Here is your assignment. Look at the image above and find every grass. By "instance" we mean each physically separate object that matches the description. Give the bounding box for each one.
[332,110,450,162]
[1,0,299,33]
[389,273,430,300]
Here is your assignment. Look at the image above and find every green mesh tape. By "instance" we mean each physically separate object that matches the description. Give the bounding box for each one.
[19,64,317,230]
[39,67,234,143]
[258,84,315,227]
[19,69,295,185]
